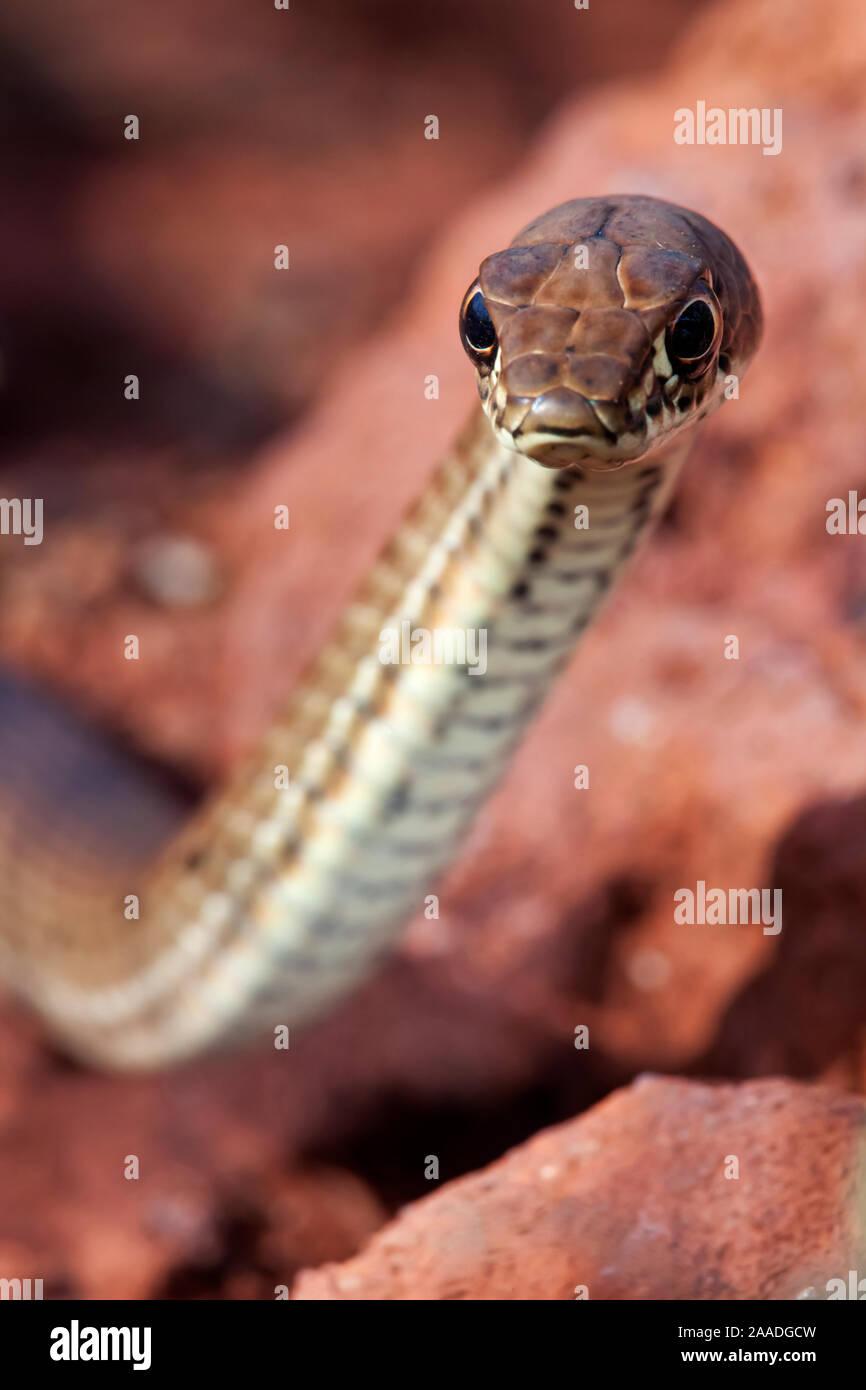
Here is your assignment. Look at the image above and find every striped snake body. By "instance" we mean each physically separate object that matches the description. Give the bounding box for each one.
[0,195,761,1067]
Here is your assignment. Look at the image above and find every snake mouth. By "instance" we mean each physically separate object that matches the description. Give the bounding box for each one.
[513,434,653,470]
[486,347,723,470]
[511,431,645,469]
[499,391,652,470]
[479,343,658,469]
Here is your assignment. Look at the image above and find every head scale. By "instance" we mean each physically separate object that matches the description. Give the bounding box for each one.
[459,194,762,470]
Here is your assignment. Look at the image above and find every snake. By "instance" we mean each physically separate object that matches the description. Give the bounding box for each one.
[0,195,761,1068]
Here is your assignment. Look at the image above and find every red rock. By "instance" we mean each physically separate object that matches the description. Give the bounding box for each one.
[0,1041,387,1299]
[294,1077,866,1300]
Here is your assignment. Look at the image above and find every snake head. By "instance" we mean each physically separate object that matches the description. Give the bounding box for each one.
[459,194,762,470]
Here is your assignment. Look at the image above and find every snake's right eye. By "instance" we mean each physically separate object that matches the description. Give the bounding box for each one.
[666,297,720,379]
[459,283,498,365]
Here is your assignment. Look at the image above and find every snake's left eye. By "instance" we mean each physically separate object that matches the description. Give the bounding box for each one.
[666,298,720,378]
[459,283,498,366]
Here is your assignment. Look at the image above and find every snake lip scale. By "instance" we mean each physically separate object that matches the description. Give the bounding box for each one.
[0,194,761,1068]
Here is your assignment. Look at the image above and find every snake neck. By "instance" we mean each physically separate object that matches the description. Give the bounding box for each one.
[0,407,694,1067]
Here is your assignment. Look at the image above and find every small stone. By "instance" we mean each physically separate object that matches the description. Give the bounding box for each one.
[132,535,223,608]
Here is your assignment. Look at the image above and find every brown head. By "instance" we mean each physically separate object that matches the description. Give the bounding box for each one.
[459,194,762,469]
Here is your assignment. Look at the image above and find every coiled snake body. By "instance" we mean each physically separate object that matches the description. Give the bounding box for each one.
[0,196,761,1067]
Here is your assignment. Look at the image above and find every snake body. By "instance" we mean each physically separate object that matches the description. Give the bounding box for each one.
[0,196,761,1067]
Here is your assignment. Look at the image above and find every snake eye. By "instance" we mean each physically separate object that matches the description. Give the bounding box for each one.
[666,298,720,378]
[459,283,498,366]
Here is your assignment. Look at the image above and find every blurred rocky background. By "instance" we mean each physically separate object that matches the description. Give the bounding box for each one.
[2,0,866,1299]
